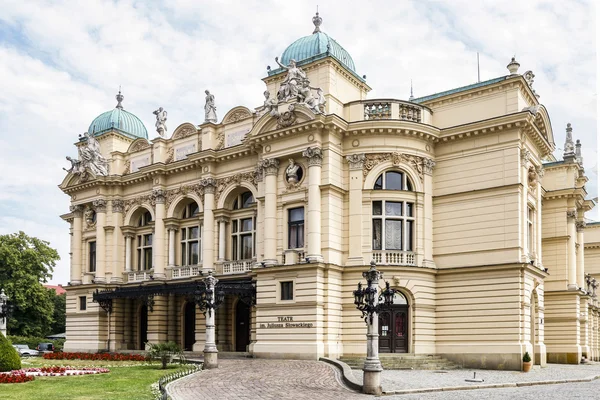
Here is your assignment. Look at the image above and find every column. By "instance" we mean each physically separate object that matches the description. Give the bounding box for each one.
[303,147,323,263]
[567,210,578,290]
[153,189,166,279]
[70,205,83,285]
[167,227,176,267]
[217,217,228,261]
[422,158,436,268]
[201,178,217,272]
[260,159,280,265]
[346,154,365,265]
[203,271,219,369]
[93,199,107,283]
[576,220,586,289]
[111,200,125,283]
[124,234,134,272]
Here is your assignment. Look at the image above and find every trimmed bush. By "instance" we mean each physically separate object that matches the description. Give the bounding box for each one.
[523,351,531,362]
[0,332,21,372]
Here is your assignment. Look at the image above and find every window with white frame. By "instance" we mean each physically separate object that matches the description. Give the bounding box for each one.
[231,191,255,260]
[374,171,413,191]
[136,210,153,271]
[372,201,414,251]
[180,202,201,266]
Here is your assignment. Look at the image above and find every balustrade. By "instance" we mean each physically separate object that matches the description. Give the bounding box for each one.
[222,260,254,275]
[350,99,430,123]
[372,251,416,266]
[126,270,153,283]
[364,102,392,120]
[170,265,202,279]
[399,103,422,122]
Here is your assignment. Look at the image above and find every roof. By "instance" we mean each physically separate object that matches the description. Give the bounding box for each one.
[411,76,509,103]
[44,284,66,295]
[88,91,148,140]
[281,31,355,73]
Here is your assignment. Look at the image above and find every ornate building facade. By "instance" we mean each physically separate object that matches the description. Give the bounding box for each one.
[59,14,598,370]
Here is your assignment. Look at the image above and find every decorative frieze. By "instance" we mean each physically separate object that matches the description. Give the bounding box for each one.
[93,199,107,213]
[129,140,151,153]
[346,154,366,170]
[260,158,280,176]
[224,109,252,124]
[172,126,197,140]
[303,147,323,167]
[164,184,205,211]
[214,171,258,204]
[111,199,124,213]
[363,152,428,182]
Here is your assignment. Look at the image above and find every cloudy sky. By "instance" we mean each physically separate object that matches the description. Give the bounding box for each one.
[0,0,597,284]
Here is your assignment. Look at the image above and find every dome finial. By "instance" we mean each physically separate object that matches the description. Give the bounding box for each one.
[312,7,322,34]
[115,86,124,109]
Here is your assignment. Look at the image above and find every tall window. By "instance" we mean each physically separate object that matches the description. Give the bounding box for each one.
[231,191,255,260]
[288,207,305,249]
[136,210,153,270]
[527,206,534,254]
[182,203,200,219]
[372,201,414,251]
[181,226,201,265]
[88,241,96,272]
[374,171,413,191]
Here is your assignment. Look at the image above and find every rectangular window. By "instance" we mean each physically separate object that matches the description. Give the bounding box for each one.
[288,207,305,249]
[527,207,534,254]
[79,296,87,311]
[89,241,96,273]
[137,233,154,270]
[181,226,201,266]
[281,281,293,301]
[372,201,415,252]
[231,217,254,260]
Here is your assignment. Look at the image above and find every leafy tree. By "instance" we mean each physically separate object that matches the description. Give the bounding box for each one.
[146,342,184,369]
[49,290,66,334]
[0,232,60,337]
[0,332,21,372]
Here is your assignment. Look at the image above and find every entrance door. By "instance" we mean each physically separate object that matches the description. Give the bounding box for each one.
[184,302,196,351]
[235,300,250,352]
[139,305,148,350]
[379,305,408,353]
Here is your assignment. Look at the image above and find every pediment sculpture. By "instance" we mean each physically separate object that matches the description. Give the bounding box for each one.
[64,132,109,182]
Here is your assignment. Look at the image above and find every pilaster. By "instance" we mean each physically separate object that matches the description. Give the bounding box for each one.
[93,199,107,283]
[346,154,365,265]
[303,147,323,263]
[260,158,280,265]
[70,205,84,285]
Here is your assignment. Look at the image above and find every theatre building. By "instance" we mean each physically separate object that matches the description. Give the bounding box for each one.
[59,14,598,370]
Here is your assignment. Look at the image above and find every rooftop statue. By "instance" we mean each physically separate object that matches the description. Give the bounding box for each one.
[205,90,217,123]
[153,107,168,137]
[65,132,109,181]
[260,90,280,117]
[275,58,307,102]
[297,79,326,114]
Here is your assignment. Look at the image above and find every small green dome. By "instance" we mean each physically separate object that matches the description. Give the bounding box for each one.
[88,91,148,140]
[280,13,356,73]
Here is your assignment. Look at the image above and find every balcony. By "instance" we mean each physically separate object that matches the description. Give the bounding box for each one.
[282,249,307,265]
[372,251,416,266]
[126,270,153,283]
[170,265,202,279]
[222,260,254,275]
[346,99,432,124]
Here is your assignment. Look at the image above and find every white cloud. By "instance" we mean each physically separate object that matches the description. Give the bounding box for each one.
[0,0,596,283]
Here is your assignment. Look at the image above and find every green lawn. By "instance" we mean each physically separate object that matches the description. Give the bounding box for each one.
[0,357,188,400]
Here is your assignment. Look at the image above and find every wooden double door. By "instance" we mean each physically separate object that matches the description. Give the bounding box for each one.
[378,305,409,353]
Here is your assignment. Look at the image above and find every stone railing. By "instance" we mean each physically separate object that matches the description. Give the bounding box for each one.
[170,265,202,279]
[222,260,254,275]
[282,249,307,265]
[126,270,153,283]
[372,251,416,266]
[346,99,432,124]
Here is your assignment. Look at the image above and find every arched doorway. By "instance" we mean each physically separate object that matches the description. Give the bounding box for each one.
[379,292,409,353]
[235,300,250,352]
[184,302,196,351]
[139,305,148,350]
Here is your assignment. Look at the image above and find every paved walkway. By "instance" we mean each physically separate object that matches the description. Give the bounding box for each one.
[167,359,368,400]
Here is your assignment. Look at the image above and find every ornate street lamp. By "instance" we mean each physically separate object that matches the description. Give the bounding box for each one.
[353,261,397,395]
[194,271,225,369]
[0,289,13,338]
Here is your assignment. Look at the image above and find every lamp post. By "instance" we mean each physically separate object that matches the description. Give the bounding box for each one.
[195,271,225,369]
[0,289,10,337]
[353,261,396,395]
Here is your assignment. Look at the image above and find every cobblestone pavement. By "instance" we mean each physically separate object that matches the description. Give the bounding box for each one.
[168,359,369,400]
[386,379,600,400]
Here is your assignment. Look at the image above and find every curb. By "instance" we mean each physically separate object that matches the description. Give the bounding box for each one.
[319,357,363,392]
[381,374,600,395]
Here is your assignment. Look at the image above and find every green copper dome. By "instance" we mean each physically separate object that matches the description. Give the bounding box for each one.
[88,91,148,140]
[280,13,356,73]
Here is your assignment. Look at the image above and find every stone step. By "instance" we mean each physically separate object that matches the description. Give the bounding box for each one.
[339,355,460,370]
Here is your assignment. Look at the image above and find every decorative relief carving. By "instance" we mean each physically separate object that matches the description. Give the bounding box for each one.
[363,152,428,182]
[423,158,436,175]
[111,199,124,213]
[130,140,151,153]
[172,126,197,140]
[93,199,107,213]
[123,161,131,175]
[528,166,538,188]
[276,104,297,129]
[200,178,217,194]
[536,166,545,178]
[164,184,205,212]
[124,194,154,214]
[346,154,366,170]
[84,207,96,228]
[215,131,225,150]
[566,210,578,219]
[165,148,175,164]
[521,149,531,164]
[224,109,252,124]
[152,189,166,204]
[303,147,323,167]
[214,171,258,204]
[259,158,280,176]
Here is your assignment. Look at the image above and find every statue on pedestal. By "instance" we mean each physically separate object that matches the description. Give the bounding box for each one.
[275,58,307,102]
[205,90,217,123]
[260,90,280,117]
[153,107,168,137]
[285,159,300,184]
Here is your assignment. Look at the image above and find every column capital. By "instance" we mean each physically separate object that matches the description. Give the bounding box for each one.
[93,199,107,213]
[346,153,366,170]
[576,220,587,232]
[111,199,125,213]
[303,146,323,167]
[423,158,436,175]
[521,148,531,164]
[166,223,179,232]
[260,158,280,176]
[152,188,166,204]
[69,205,84,217]
[200,178,217,194]
[254,165,264,182]
[216,216,229,224]
[567,209,578,219]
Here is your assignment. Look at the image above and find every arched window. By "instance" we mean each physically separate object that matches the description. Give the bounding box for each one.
[182,202,200,219]
[233,191,254,210]
[138,211,152,226]
[180,201,201,266]
[374,171,413,191]
[231,191,256,260]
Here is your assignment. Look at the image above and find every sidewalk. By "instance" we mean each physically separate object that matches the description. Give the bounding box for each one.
[349,362,600,395]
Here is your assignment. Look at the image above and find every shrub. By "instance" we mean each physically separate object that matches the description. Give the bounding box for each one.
[0,332,21,372]
[146,342,184,369]
[523,351,531,362]
[7,335,64,351]
[43,352,148,361]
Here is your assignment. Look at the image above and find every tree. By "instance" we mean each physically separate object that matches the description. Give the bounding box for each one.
[146,342,184,369]
[0,232,60,337]
[49,290,66,334]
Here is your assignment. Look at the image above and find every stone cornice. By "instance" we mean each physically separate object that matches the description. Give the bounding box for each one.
[542,187,588,201]
[345,120,439,143]
[244,119,327,147]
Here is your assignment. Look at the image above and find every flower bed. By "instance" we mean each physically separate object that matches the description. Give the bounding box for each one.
[0,371,34,384]
[22,366,110,376]
[44,352,147,361]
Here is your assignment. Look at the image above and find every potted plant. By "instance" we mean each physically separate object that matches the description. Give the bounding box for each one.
[522,351,532,372]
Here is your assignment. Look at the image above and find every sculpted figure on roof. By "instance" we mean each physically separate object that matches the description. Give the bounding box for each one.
[70,132,109,180]
[275,58,307,102]
[205,90,217,123]
[153,107,168,137]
